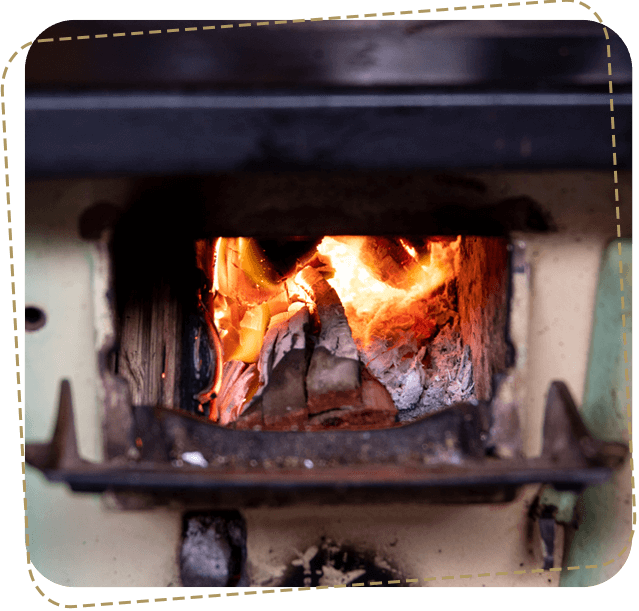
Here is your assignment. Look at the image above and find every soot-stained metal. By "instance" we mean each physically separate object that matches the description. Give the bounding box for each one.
[25,379,628,507]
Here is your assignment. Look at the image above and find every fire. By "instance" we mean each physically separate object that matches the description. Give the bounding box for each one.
[197,235,460,424]
[399,238,418,261]
[208,237,282,363]
[316,236,460,347]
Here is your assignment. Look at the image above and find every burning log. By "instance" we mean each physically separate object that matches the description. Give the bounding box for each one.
[305,369,398,430]
[296,266,362,415]
[357,236,421,289]
[215,361,258,426]
[240,306,312,430]
[261,349,310,430]
[363,287,475,416]
[253,305,311,398]
[202,237,283,367]
[194,233,483,430]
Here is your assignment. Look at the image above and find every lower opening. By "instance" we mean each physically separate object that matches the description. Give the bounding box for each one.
[112,222,510,432]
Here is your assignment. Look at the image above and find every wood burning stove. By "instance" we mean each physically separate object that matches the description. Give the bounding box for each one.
[25,173,626,508]
[24,19,631,587]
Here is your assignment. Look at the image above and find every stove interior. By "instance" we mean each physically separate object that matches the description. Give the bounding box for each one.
[111,202,511,432]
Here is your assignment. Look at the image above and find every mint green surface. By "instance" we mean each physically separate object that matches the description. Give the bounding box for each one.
[559,239,631,587]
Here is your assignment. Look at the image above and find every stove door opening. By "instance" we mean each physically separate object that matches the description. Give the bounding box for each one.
[112,227,510,433]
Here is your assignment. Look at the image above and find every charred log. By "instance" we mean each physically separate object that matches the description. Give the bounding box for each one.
[357,236,420,289]
[296,266,362,414]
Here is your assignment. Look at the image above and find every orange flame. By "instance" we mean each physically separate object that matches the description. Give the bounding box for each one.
[211,237,282,364]
[316,236,460,347]
[199,235,460,424]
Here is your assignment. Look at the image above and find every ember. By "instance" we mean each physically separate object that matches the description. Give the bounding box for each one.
[194,235,478,431]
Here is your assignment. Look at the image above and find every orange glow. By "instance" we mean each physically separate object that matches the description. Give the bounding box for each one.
[289,270,316,312]
[200,235,460,425]
[399,238,418,261]
[211,238,282,364]
[316,236,460,347]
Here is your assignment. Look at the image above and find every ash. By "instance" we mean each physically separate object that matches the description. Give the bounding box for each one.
[281,539,401,587]
[360,288,475,421]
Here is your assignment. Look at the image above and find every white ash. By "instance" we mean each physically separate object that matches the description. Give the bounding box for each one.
[181,451,209,468]
[363,321,475,420]
[400,331,475,422]
[365,341,427,411]
[291,545,319,573]
[270,306,310,372]
[319,565,366,586]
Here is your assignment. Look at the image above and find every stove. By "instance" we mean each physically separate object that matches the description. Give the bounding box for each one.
[24,19,631,588]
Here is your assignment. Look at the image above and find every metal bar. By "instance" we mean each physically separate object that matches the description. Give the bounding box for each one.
[26,92,632,111]
[26,21,631,91]
[25,380,628,506]
[51,464,614,491]
[25,93,632,178]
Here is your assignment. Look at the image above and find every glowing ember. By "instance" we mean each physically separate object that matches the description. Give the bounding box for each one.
[399,238,418,261]
[210,237,281,364]
[316,236,460,347]
[198,235,461,425]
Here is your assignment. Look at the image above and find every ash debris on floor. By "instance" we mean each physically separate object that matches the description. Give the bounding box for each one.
[180,512,247,587]
[280,539,402,587]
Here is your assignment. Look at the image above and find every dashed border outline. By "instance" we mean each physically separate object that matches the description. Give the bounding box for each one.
[31,0,605,42]
[3,0,633,604]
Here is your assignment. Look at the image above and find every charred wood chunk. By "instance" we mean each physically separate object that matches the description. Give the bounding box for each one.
[254,306,311,398]
[239,306,312,430]
[358,236,419,289]
[305,372,397,430]
[306,347,362,415]
[360,370,398,426]
[232,399,264,431]
[262,349,310,430]
[297,267,359,361]
[298,266,362,414]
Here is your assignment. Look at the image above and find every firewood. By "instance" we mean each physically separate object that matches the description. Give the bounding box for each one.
[297,266,359,362]
[357,236,420,289]
[304,369,397,430]
[251,305,311,402]
[236,305,312,429]
[119,283,182,409]
[262,349,309,430]
[296,266,362,414]
[216,361,258,426]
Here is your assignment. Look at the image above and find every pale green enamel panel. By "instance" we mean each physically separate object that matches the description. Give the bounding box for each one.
[560,239,631,587]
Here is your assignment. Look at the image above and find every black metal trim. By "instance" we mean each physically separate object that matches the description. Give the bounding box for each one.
[26,91,631,178]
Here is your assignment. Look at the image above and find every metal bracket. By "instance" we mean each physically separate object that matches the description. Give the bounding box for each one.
[25,379,627,507]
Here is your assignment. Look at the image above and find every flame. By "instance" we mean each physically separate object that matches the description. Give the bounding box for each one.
[316,236,460,347]
[399,238,418,261]
[209,237,282,364]
[289,270,316,312]
[199,235,461,424]
[197,237,284,421]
